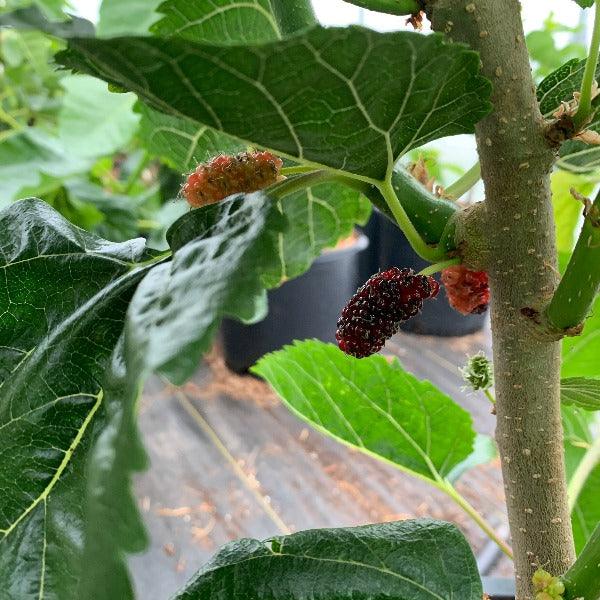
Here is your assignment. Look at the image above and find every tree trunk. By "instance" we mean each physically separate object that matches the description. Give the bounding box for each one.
[426,1,575,597]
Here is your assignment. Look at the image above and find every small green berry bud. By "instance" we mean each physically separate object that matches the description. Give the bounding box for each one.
[548,580,565,596]
[532,569,565,599]
[533,570,554,591]
[460,351,493,391]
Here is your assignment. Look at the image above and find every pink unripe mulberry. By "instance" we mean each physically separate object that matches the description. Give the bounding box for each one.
[441,266,489,315]
[183,151,283,207]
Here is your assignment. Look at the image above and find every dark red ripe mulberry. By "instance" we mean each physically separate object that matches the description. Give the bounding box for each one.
[441,266,489,315]
[336,268,440,358]
[183,150,283,207]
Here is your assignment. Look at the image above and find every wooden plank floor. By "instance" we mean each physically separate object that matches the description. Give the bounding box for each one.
[130,324,512,599]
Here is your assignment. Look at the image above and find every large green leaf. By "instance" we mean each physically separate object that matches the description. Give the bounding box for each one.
[58,74,140,159]
[561,377,600,411]
[137,0,371,283]
[252,340,476,481]
[174,519,483,600]
[54,26,491,180]
[126,192,286,384]
[0,198,157,598]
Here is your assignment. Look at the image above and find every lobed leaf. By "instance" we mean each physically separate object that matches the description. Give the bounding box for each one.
[51,25,491,180]
[173,519,483,600]
[126,192,286,384]
[0,199,158,598]
[252,340,476,481]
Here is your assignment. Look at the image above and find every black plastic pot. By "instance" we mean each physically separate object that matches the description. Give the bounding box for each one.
[483,577,515,599]
[221,234,369,373]
[359,210,487,336]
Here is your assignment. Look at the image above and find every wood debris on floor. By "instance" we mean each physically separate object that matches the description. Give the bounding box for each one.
[130,326,512,600]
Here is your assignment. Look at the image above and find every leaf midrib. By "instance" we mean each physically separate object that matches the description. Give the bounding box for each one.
[0,390,103,538]
[197,549,448,600]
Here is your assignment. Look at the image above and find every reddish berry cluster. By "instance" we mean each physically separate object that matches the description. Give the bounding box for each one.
[182,151,283,207]
[336,268,439,358]
[441,266,489,315]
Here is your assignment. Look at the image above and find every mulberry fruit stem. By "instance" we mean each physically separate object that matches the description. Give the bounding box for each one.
[378,178,448,262]
[418,258,460,276]
[444,161,481,199]
[545,189,600,331]
[270,169,371,200]
[483,388,496,405]
[573,0,600,131]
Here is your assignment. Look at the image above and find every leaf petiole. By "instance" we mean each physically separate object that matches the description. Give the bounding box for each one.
[270,169,371,200]
[444,162,481,199]
[483,388,496,405]
[378,178,448,262]
[418,258,460,276]
[442,481,513,559]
